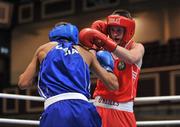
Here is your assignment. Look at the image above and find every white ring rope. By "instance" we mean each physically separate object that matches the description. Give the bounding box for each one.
[0,93,44,101]
[0,118,180,126]
[1,93,180,126]
[1,93,180,103]
[137,120,180,126]
[0,118,39,125]
[135,95,180,103]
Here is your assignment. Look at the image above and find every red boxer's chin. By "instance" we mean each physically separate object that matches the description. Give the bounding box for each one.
[114,38,120,44]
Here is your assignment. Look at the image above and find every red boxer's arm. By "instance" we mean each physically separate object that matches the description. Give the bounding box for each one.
[79,28,117,52]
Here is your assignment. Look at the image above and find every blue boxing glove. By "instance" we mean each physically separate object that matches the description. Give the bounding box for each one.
[96,50,114,72]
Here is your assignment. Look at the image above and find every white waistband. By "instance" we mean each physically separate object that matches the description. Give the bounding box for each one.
[44,93,88,109]
[94,96,134,112]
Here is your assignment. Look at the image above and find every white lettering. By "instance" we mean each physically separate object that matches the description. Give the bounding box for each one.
[55,45,79,56]
[108,17,120,24]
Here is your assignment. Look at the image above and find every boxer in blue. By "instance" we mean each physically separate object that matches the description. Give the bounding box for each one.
[18,22,119,127]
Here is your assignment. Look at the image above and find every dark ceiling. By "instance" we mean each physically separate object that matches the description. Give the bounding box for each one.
[0,0,179,29]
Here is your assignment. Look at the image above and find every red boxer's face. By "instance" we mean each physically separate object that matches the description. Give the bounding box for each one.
[109,26,124,45]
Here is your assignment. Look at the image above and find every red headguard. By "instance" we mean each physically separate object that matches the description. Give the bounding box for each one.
[107,15,135,48]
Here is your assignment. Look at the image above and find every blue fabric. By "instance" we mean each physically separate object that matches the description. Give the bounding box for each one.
[37,41,101,126]
[40,100,101,127]
[38,42,91,99]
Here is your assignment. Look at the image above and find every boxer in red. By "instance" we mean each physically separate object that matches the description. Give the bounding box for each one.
[79,9,145,127]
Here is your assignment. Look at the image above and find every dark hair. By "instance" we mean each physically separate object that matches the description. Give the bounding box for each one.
[112,9,132,19]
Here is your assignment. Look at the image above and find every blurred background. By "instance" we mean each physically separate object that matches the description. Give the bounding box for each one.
[0,0,180,126]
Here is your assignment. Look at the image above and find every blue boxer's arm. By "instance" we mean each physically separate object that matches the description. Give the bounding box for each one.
[96,51,114,72]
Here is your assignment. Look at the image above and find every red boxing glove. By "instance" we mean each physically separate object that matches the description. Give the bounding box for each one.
[91,20,107,35]
[79,28,117,52]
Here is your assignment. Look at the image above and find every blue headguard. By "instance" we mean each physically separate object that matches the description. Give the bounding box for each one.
[49,23,79,45]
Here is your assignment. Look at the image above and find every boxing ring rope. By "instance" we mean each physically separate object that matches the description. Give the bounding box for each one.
[0,118,39,125]
[1,93,180,102]
[1,93,180,126]
[0,93,44,101]
[0,118,180,126]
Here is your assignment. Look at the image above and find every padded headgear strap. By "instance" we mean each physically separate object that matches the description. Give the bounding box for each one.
[107,15,135,47]
[49,23,79,45]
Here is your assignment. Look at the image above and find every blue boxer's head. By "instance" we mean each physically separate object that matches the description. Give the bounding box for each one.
[49,22,79,45]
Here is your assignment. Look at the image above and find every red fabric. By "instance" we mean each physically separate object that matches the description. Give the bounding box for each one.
[93,58,140,102]
[97,106,137,127]
[93,54,140,127]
